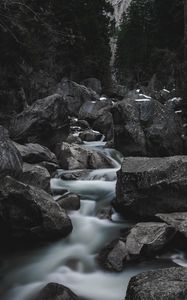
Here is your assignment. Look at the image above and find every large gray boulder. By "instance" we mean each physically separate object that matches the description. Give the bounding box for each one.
[157,212,187,239]
[78,100,113,123]
[98,222,175,272]
[54,79,99,116]
[57,142,114,170]
[14,142,57,164]
[0,176,72,242]
[19,163,51,192]
[34,283,81,300]
[112,98,183,156]
[9,94,69,149]
[115,156,187,218]
[0,126,22,178]
[125,267,187,300]
[93,111,114,141]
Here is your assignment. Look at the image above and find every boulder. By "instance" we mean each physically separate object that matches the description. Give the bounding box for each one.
[125,267,187,300]
[34,283,80,300]
[56,193,81,211]
[98,222,175,272]
[112,98,183,157]
[157,212,187,239]
[112,98,147,156]
[93,111,114,141]
[54,79,99,116]
[9,94,69,149]
[79,130,103,142]
[115,156,187,218]
[81,78,102,95]
[57,143,114,170]
[39,161,59,176]
[19,163,51,192]
[78,100,113,124]
[14,142,57,164]
[66,134,83,145]
[0,126,22,178]
[0,176,72,242]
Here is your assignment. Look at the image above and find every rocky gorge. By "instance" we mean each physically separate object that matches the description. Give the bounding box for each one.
[0,76,187,300]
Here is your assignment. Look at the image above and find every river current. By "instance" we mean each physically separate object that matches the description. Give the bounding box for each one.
[0,138,185,300]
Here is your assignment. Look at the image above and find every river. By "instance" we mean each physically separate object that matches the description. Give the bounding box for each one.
[0,138,185,300]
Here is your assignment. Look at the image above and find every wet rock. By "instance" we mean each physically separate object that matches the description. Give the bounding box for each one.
[34,282,80,300]
[79,130,103,142]
[0,126,22,178]
[78,99,113,123]
[112,98,146,156]
[14,142,57,164]
[125,267,187,300]
[0,176,72,243]
[115,156,187,218]
[81,78,102,95]
[19,163,51,192]
[66,134,83,145]
[157,212,187,239]
[98,222,175,272]
[56,193,81,211]
[54,78,99,116]
[93,111,114,141]
[57,142,114,170]
[39,161,59,176]
[9,94,69,149]
[112,98,183,156]
[59,170,89,180]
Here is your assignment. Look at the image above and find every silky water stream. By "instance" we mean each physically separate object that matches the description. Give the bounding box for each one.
[0,139,185,300]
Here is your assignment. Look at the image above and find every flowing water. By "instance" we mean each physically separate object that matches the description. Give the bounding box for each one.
[0,138,182,300]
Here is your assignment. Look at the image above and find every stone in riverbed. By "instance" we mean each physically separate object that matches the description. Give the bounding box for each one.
[125,267,187,300]
[54,78,99,116]
[0,176,72,243]
[57,142,114,170]
[115,156,187,218]
[34,282,80,300]
[157,212,187,239]
[19,163,51,192]
[14,142,58,164]
[56,193,80,211]
[93,111,114,141]
[9,94,69,149]
[98,222,175,272]
[79,130,103,142]
[112,97,183,156]
[0,125,23,178]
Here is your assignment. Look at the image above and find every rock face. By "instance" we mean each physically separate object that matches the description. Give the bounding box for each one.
[55,79,99,116]
[112,98,183,157]
[98,222,175,272]
[9,94,69,149]
[34,283,80,300]
[19,163,51,192]
[115,156,187,218]
[57,142,114,170]
[14,142,57,164]
[0,126,23,178]
[0,176,72,242]
[125,267,187,300]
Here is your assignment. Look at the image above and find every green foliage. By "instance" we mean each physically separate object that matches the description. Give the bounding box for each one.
[115,0,184,88]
